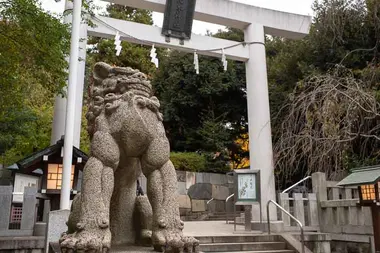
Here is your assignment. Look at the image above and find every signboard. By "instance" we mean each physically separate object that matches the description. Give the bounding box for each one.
[162,0,197,42]
[234,169,260,204]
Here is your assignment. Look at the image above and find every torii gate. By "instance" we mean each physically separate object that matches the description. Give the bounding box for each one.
[53,0,311,221]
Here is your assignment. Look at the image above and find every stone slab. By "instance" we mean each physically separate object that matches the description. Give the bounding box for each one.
[0,236,45,250]
[195,172,211,184]
[34,222,47,236]
[186,172,196,189]
[177,182,187,195]
[48,243,155,253]
[0,186,12,230]
[210,173,227,185]
[207,200,225,213]
[191,199,206,212]
[45,210,70,253]
[177,195,191,209]
[176,171,186,182]
[21,187,38,230]
[0,229,34,237]
[252,221,284,233]
[211,185,230,200]
[111,245,155,252]
[187,183,212,200]
[227,175,234,184]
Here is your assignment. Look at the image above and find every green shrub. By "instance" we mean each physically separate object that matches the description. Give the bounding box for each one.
[170,152,207,172]
[170,152,232,173]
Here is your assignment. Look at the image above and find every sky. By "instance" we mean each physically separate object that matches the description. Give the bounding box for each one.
[40,0,314,35]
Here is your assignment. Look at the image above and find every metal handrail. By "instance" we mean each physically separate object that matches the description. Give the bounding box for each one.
[267,200,305,253]
[282,176,311,193]
[225,194,234,224]
[206,198,214,211]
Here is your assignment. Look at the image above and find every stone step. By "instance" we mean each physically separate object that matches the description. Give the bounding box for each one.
[199,242,287,252]
[196,235,282,244]
[200,251,294,253]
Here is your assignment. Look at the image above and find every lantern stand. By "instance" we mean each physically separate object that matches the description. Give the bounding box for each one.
[338,166,380,253]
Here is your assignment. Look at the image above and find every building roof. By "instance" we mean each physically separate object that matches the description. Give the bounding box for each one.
[9,138,88,173]
[337,165,380,187]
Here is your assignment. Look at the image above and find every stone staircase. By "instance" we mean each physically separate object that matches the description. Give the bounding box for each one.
[181,212,243,221]
[196,235,297,253]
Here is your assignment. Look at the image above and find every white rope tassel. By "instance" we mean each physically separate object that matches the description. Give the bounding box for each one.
[194,51,199,75]
[150,44,159,68]
[221,48,227,71]
[114,31,122,56]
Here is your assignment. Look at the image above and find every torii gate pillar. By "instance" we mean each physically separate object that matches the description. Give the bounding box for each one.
[245,23,276,221]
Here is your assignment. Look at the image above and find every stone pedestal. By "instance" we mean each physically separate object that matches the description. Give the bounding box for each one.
[49,243,155,253]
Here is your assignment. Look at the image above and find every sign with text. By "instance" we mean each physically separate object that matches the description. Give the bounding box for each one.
[162,0,197,41]
[234,169,261,204]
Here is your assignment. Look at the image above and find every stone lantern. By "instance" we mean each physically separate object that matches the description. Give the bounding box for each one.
[337,166,380,252]
[162,0,197,43]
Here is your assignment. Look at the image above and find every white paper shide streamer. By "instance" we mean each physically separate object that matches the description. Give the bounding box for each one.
[221,48,227,71]
[114,31,122,56]
[193,51,199,74]
[150,44,159,68]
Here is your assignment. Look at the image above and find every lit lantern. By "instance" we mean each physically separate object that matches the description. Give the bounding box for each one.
[338,166,380,252]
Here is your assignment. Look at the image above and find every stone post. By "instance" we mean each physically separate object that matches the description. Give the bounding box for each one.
[244,205,252,231]
[244,23,276,221]
[20,187,37,230]
[312,172,327,230]
[0,186,12,230]
[43,199,51,222]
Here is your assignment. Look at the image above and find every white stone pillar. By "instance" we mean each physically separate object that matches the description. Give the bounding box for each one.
[244,23,276,221]
[50,1,72,146]
[73,20,88,148]
[60,0,83,210]
[51,0,86,148]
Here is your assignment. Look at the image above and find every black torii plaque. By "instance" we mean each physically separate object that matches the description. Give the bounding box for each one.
[162,0,197,43]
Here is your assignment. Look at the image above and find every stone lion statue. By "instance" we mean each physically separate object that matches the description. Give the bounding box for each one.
[59,62,199,253]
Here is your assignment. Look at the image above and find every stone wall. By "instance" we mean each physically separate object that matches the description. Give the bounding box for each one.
[138,171,234,214]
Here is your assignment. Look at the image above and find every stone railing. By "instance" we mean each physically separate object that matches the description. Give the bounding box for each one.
[278,192,319,232]
[311,172,373,243]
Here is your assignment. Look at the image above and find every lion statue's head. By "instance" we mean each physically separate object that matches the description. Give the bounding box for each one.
[86,62,162,137]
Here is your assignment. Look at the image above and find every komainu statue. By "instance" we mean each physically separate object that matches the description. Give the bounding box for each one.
[59,62,199,253]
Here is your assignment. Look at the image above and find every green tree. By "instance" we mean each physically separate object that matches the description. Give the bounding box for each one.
[0,0,69,165]
[86,4,162,76]
[270,0,380,187]
[152,50,247,154]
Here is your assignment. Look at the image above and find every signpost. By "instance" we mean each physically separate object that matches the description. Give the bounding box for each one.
[233,169,261,231]
[162,0,197,44]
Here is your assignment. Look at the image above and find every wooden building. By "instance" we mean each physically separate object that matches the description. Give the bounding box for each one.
[7,137,88,212]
